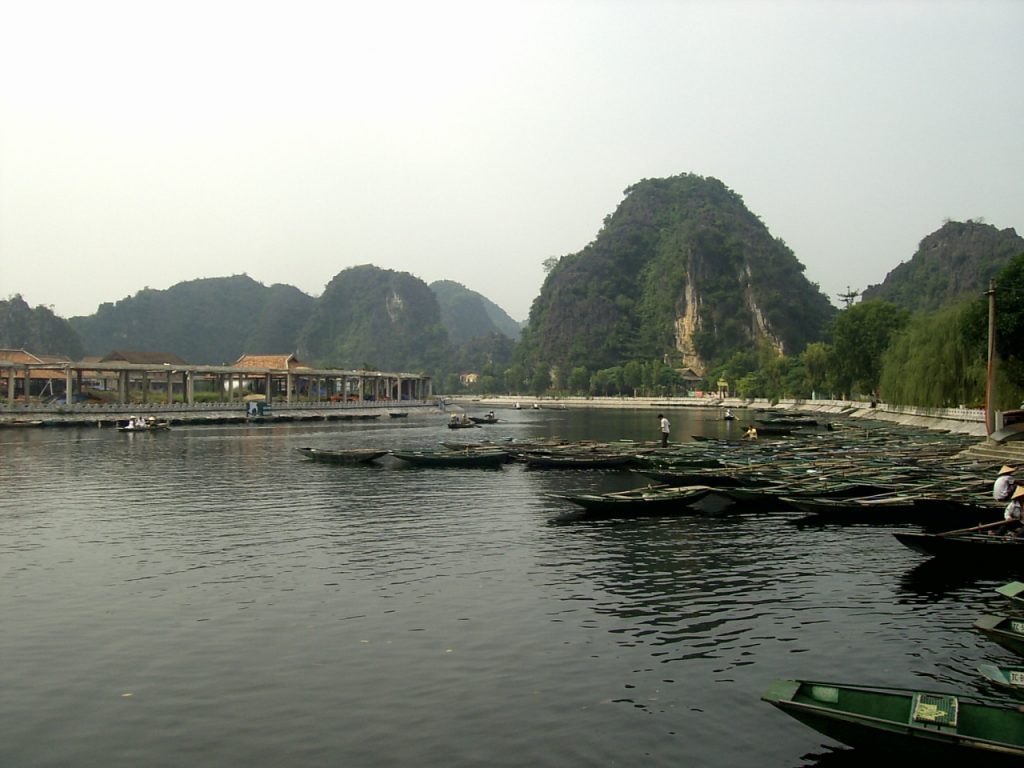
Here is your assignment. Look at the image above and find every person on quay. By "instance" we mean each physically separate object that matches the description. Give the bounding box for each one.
[658,413,670,448]
[993,465,1017,502]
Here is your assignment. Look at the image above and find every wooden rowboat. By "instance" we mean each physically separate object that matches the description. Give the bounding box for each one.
[788,495,999,529]
[977,663,1024,694]
[118,420,171,432]
[762,678,1024,762]
[554,484,716,517]
[391,448,509,468]
[975,614,1024,656]
[518,451,636,469]
[893,525,1024,561]
[997,582,1024,611]
[296,447,388,464]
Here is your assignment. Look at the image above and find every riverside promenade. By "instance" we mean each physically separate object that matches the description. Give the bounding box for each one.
[448,394,989,437]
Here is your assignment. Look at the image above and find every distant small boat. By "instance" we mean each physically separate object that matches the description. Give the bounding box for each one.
[763,678,1024,761]
[118,419,171,432]
[388,411,408,418]
[296,447,388,464]
[469,413,500,424]
[554,484,716,517]
[446,418,479,429]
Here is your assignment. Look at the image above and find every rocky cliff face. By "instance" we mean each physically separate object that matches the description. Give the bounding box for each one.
[519,173,833,375]
[862,220,1024,313]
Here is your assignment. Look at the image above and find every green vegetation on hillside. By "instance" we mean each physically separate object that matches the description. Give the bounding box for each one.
[0,295,83,359]
[862,220,1024,312]
[70,275,314,363]
[430,280,521,343]
[298,265,451,373]
[515,173,835,388]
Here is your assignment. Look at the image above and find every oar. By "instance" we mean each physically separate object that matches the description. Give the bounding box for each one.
[937,519,1014,536]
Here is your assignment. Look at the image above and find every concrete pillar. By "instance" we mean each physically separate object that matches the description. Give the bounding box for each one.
[166,371,174,404]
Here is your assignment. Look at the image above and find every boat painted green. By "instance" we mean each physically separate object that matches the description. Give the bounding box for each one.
[996,581,1024,609]
[554,484,716,517]
[975,614,1024,656]
[517,451,636,469]
[296,447,388,464]
[978,663,1024,694]
[762,678,1024,762]
[390,448,509,468]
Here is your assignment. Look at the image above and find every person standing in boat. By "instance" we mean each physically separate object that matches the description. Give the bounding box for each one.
[658,413,670,447]
[993,465,1017,502]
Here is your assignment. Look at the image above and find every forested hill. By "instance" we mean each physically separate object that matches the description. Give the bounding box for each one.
[70,275,315,363]
[0,295,83,359]
[862,220,1024,312]
[430,280,521,344]
[297,265,451,372]
[517,173,835,376]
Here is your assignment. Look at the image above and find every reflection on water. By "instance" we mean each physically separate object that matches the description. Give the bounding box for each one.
[0,409,1018,767]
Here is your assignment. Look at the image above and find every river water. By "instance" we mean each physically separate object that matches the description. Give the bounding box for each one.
[0,407,1017,767]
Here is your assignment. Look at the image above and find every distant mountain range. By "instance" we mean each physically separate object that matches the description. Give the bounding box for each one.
[61,269,520,373]
[2,173,1020,382]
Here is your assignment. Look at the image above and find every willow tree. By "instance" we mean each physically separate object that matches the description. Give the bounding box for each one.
[878,302,985,407]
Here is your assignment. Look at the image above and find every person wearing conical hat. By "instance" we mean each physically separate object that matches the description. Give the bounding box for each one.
[1003,485,1024,524]
[993,465,1018,502]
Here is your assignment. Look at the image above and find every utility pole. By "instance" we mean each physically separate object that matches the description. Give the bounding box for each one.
[837,287,859,309]
[986,279,997,435]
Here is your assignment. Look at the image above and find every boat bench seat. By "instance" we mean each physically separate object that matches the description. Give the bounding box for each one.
[911,693,958,729]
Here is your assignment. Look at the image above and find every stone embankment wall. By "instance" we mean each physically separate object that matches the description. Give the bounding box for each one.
[449,394,988,437]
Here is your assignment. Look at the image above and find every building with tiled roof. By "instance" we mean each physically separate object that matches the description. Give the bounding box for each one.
[100,350,189,366]
[231,353,309,370]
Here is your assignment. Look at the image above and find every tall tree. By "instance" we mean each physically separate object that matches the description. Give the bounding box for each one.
[831,300,910,397]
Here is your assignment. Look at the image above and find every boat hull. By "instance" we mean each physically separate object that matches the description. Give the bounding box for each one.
[391,450,509,468]
[296,447,387,464]
[763,679,1024,762]
[894,530,1024,562]
[975,614,1024,656]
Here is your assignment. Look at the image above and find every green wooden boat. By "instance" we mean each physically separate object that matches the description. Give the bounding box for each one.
[390,448,509,468]
[978,663,1024,694]
[975,614,1024,656]
[554,484,715,517]
[295,447,388,464]
[762,678,1024,761]
[996,581,1024,610]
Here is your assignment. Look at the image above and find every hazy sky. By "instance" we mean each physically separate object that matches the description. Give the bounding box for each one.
[2,1,1021,322]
